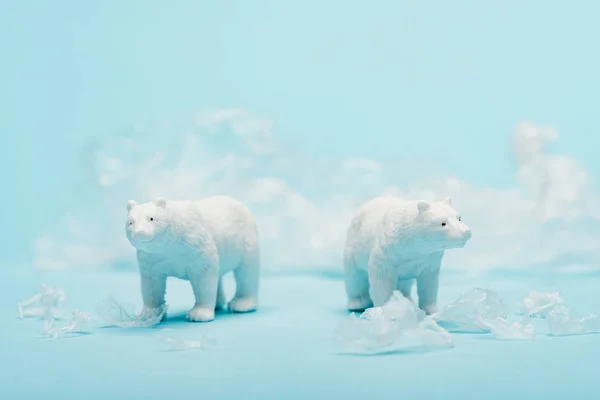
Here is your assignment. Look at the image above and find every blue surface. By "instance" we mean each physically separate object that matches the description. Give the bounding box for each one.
[2,269,599,399]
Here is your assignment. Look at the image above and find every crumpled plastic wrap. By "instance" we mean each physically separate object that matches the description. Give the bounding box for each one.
[521,290,564,318]
[545,305,599,336]
[335,286,600,348]
[518,290,598,336]
[434,288,599,339]
[433,287,509,332]
[17,284,67,328]
[477,314,535,340]
[332,291,454,354]
[96,296,168,328]
[42,309,93,340]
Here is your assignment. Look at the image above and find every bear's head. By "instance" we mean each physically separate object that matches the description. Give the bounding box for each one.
[125,198,171,252]
[413,197,472,252]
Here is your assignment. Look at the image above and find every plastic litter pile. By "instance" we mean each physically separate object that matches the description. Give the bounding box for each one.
[432,287,534,339]
[522,290,564,318]
[334,287,600,353]
[19,282,598,353]
[332,291,454,354]
[433,288,509,331]
[435,287,599,339]
[96,296,168,328]
[16,284,92,340]
[544,304,600,336]
[16,283,216,352]
[17,284,67,330]
[42,309,93,340]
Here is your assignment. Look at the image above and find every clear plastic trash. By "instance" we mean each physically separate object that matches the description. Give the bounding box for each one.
[522,290,564,318]
[332,291,453,353]
[17,284,67,329]
[477,314,535,340]
[96,296,167,328]
[42,309,93,340]
[546,305,600,336]
[158,333,218,351]
[433,287,509,332]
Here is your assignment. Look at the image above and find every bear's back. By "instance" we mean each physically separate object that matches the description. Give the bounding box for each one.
[193,196,258,271]
[345,196,413,261]
[352,196,413,231]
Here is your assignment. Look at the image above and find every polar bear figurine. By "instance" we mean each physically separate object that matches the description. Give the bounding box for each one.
[125,196,260,323]
[343,196,472,314]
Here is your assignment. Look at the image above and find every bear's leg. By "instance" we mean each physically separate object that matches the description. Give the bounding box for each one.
[416,255,442,315]
[229,248,260,313]
[344,268,372,311]
[396,278,415,303]
[187,261,219,323]
[367,246,397,307]
[368,270,397,307]
[140,273,167,320]
[215,277,227,311]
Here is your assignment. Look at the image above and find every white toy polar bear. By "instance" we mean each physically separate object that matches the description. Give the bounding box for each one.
[343,196,472,314]
[125,195,260,323]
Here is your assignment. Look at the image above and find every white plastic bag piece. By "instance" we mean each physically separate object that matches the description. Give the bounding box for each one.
[477,315,535,340]
[42,309,93,340]
[433,287,509,332]
[332,291,453,353]
[158,334,217,351]
[17,284,66,325]
[416,317,455,347]
[522,290,564,318]
[546,305,600,336]
[96,296,167,328]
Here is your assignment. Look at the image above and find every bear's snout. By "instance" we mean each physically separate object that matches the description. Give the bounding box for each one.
[463,227,472,241]
[129,229,154,243]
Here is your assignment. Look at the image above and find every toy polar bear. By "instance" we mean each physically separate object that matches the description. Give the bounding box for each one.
[125,195,260,323]
[343,196,472,314]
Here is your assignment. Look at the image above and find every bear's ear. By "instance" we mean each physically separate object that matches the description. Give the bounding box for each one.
[417,201,430,214]
[127,200,137,212]
[441,196,452,206]
[155,197,167,208]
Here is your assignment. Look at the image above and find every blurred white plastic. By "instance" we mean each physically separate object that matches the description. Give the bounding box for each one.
[546,305,600,336]
[96,296,167,328]
[477,315,535,340]
[42,309,92,340]
[158,334,217,351]
[332,291,453,353]
[522,290,564,318]
[17,284,67,329]
[433,287,509,331]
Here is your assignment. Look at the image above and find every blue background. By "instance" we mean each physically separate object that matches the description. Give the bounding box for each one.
[1,1,600,398]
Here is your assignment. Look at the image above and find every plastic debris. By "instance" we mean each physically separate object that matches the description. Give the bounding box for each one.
[433,287,509,332]
[517,290,598,336]
[42,309,93,340]
[332,291,453,353]
[522,290,564,318]
[477,315,535,340]
[96,296,167,328]
[17,284,67,328]
[158,334,217,351]
[546,305,600,336]
[333,286,600,353]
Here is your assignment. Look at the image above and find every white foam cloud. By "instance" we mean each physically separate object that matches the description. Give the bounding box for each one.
[33,112,600,275]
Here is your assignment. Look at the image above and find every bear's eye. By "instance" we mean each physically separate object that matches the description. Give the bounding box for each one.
[458,216,461,221]
[441,222,447,227]
[150,217,154,221]
[129,222,133,225]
